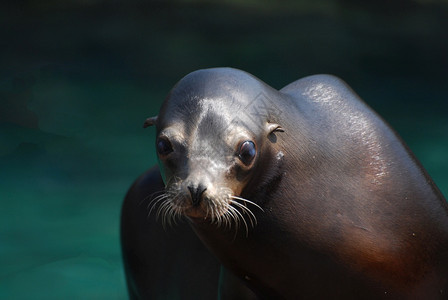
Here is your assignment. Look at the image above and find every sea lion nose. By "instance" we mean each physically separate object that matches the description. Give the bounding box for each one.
[188,184,207,207]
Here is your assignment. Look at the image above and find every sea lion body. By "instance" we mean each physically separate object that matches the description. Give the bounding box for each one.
[121,68,448,299]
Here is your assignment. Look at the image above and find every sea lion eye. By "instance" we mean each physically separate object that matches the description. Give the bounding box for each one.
[156,137,173,156]
[238,141,256,165]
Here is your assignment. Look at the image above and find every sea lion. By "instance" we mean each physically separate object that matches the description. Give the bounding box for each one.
[121,67,448,299]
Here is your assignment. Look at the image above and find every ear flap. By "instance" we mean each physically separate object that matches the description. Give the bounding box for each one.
[143,116,158,128]
[267,123,284,134]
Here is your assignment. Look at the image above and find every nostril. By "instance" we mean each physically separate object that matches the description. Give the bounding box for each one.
[188,184,207,207]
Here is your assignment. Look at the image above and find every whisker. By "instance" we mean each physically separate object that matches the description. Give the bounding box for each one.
[231,200,257,227]
[223,206,233,230]
[228,205,239,229]
[168,205,177,228]
[216,208,222,227]
[166,204,174,228]
[148,194,169,217]
[210,201,219,226]
[157,200,171,222]
[147,193,165,208]
[231,196,264,212]
[139,190,165,207]
[228,205,249,237]
[171,204,181,225]
[205,203,210,220]
[161,202,170,229]
[225,208,239,240]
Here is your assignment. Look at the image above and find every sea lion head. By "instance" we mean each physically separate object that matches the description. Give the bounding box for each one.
[145,68,284,228]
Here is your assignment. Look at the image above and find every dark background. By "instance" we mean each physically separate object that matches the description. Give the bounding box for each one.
[1,0,447,298]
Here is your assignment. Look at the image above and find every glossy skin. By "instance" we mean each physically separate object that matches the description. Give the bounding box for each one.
[121,68,448,299]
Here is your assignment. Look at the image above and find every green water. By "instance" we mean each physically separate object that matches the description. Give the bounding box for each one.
[1,1,447,299]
